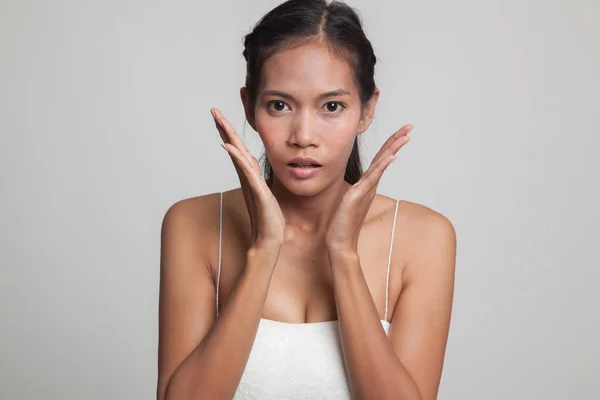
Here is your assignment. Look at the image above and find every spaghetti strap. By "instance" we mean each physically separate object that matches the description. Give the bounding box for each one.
[384,200,400,322]
[216,192,223,317]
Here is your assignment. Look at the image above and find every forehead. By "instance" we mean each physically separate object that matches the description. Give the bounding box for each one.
[259,42,357,96]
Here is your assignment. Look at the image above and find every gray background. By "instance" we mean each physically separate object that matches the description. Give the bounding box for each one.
[1,0,598,399]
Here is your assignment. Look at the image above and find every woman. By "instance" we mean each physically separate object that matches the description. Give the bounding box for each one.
[157,1,456,399]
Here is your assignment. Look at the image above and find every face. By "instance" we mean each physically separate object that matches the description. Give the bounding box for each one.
[241,42,379,195]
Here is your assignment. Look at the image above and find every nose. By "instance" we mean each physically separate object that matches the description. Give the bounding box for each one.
[287,109,318,148]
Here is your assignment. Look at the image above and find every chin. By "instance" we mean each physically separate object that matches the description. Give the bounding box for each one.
[276,177,322,197]
[287,182,325,197]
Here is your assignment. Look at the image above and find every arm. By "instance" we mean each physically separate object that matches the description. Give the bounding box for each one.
[330,209,456,400]
[156,199,280,400]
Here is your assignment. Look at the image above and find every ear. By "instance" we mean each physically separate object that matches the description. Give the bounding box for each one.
[357,88,380,135]
[240,87,257,131]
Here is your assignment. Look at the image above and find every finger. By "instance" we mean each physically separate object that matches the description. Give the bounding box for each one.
[222,143,269,196]
[212,109,248,152]
[355,153,397,193]
[371,125,411,166]
[217,130,261,176]
[221,143,256,190]
[359,133,409,188]
[220,143,250,190]
[354,155,395,198]
[212,109,260,173]
[211,108,231,143]
[211,109,229,143]
[371,125,413,166]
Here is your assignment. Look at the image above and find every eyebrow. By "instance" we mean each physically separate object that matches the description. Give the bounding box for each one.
[261,89,351,100]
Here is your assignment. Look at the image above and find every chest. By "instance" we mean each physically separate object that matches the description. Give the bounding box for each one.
[216,223,401,323]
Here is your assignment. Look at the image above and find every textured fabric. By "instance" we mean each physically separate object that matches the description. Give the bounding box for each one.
[216,192,399,399]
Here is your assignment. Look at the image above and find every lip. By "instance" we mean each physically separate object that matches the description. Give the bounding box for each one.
[287,157,321,166]
[287,164,321,179]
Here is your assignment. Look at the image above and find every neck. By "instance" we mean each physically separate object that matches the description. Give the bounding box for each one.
[269,175,352,237]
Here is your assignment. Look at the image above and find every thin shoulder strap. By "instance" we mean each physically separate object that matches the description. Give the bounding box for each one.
[216,192,223,317]
[384,200,400,322]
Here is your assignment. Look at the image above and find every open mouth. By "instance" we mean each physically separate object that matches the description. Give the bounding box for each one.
[287,163,322,178]
[288,164,321,168]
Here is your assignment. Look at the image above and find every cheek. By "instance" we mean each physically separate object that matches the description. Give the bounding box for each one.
[324,119,359,153]
[254,115,283,152]
[337,118,360,138]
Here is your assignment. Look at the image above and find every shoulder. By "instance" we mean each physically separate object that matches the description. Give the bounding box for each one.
[369,194,453,235]
[371,195,456,257]
[162,192,222,233]
[395,200,457,283]
[398,200,455,237]
[160,192,224,278]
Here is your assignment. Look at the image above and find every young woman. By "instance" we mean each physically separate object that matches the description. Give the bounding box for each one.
[157,1,456,399]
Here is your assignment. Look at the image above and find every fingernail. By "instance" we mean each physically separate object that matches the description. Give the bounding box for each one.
[221,143,228,152]
[211,109,216,119]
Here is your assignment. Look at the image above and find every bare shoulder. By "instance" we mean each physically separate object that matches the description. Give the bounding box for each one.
[162,192,221,231]
[161,192,223,277]
[396,200,457,283]
[368,194,452,232]
[397,200,455,233]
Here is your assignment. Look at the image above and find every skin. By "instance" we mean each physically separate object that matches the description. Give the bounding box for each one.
[157,42,456,400]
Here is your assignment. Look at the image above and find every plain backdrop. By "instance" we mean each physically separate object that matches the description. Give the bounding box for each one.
[1,0,598,399]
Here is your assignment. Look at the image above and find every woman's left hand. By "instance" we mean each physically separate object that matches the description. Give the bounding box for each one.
[325,124,413,256]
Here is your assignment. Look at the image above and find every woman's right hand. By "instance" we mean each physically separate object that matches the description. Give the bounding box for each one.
[211,108,286,251]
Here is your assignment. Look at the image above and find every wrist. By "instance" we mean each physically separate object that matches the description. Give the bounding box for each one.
[249,240,283,254]
[247,244,282,266]
[326,248,359,263]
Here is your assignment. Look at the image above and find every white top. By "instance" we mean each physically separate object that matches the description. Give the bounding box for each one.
[216,192,399,399]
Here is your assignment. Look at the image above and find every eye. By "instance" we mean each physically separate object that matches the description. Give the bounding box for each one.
[322,101,346,113]
[267,100,290,112]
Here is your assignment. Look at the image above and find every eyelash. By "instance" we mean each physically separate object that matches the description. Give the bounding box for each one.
[266,100,347,114]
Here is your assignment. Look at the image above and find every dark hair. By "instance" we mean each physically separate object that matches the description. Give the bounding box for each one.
[242,0,377,185]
